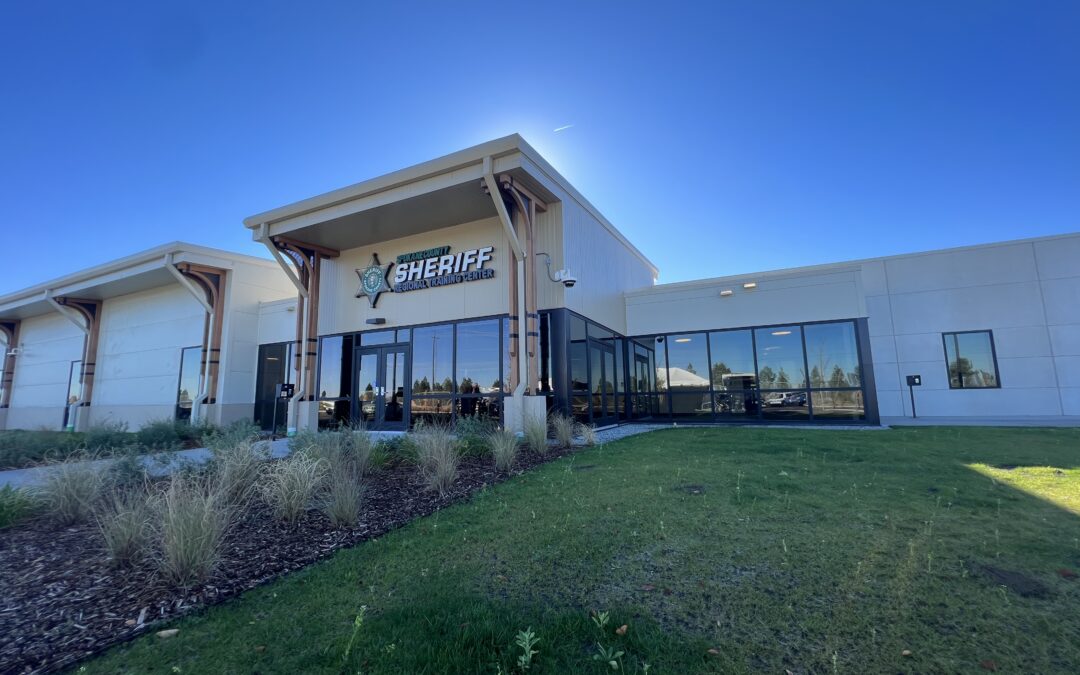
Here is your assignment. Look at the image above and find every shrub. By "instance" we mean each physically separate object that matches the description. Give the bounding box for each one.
[205,421,261,453]
[261,454,327,525]
[158,475,230,587]
[83,421,133,453]
[208,437,268,507]
[522,413,549,455]
[576,422,598,446]
[96,488,153,567]
[297,428,377,479]
[37,460,105,525]
[550,413,575,449]
[322,469,366,527]
[135,418,185,451]
[411,423,460,496]
[0,430,85,469]
[0,485,38,528]
[455,416,499,457]
[487,428,520,473]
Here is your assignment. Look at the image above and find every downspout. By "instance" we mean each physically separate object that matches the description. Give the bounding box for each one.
[45,290,89,431]
[165,254,214,423]
[254,224,308,431]
[482,157,528,400]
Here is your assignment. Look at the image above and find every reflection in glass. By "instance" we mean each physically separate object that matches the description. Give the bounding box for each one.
[176,347,201,414]
[412,324,454,393]
[411,397,452,426]
[708,330,755,388]
[456,319,500,394]
[354,352,379,425]
[804,322,860,388]
[761,390,809,420]
[665,333,709,391]
[570,342,588,391]
[754,326,806,389]
[810,390,865,419]
[655,338,669,391]
[670,392,714,419]
[456,395,501,421]
[384,349,406,423]
[944,331,999,388]
[317,335,354,399]
[360,330,395,346]
[254,342,290,430]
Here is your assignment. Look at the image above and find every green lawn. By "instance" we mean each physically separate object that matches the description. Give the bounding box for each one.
[80,427,1080,674]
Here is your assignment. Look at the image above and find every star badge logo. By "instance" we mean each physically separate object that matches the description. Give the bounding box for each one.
[355,254,393,308]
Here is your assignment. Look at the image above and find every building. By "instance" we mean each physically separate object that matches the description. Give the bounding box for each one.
[2,135,1078,432]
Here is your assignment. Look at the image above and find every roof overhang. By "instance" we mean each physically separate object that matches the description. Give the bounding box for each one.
[244,134,659,276]
[0,242,276,321]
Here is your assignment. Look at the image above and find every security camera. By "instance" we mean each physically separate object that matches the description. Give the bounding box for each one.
[560,274,577,289]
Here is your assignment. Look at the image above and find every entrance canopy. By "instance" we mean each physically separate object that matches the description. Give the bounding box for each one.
[243,135,563,252]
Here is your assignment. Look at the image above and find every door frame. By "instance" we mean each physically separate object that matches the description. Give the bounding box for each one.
[588,339,618,427]
[351,343,411,431]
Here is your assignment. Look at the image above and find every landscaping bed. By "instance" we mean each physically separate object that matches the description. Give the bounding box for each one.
[0,442,578,674]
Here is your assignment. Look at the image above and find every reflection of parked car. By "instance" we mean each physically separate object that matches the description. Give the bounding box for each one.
[764,392,806,407]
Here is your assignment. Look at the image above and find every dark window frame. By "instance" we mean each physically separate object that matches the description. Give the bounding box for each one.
[942,330,1001,389]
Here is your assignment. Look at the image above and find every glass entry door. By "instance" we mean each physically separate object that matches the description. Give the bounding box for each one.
[589,342,618,427]
[353,345,409,430]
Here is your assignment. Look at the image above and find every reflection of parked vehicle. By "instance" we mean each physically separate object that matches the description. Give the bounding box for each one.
[764,392,806,407]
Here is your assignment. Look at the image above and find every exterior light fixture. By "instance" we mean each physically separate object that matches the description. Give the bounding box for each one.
[743,282,757,289]
[366,318,387,325]
[719,289,734,297]
[674,338,692,343]
[772,330,792,336]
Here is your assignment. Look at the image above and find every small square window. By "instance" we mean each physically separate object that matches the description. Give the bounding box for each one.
[942,331,1000,389]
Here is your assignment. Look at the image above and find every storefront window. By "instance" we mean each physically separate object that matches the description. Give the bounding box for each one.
[655,338,669,392]
[804,322,860,388]
[254,342,291,430]
[665,333,709,391]
[411,397,452,426]
[456,319,501,394]
[810,390,865,419]
[754,326,806,389]
[412,324,454,393]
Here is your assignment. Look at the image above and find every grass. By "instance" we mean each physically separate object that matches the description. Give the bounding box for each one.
[79,427,1080,673]
[0,484,38,528]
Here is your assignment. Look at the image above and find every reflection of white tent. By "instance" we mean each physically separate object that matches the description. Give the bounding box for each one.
[662,367,710,388]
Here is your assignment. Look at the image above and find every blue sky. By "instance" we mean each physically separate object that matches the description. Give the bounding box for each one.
[1,1,1077,294]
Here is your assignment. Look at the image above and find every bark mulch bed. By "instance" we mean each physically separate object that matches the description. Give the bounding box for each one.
[0,445,582,674]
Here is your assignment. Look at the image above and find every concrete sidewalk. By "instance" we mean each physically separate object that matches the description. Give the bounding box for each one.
[0,439,293,490]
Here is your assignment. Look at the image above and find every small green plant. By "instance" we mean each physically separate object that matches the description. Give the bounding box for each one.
[0,485,38,528]
[341,605,368,668]
[591,610,611,631]
[550,413,575,449]
[96,487,153,567]
[455,416,499,457]
[487,428,520,473]
[522,413,549,455]
[37,460,105,525]
[157,475,231,587]
[261,454,327,525]
[135,418,186,451]
[514,627,540,671]
[592,643,625,670]
[410,423,460,496]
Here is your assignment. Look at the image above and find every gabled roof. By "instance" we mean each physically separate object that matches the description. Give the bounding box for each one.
[243,134,659,277]
[0,242,277,320]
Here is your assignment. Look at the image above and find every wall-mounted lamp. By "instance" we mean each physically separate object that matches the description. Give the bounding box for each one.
[535,252,577,288]
[719,289,734,297]
[742,282,757,289]
[366,318,387,325]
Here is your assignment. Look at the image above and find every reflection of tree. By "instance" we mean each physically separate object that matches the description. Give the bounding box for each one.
[776,367,791,389]
[758,366,776,388]
[949,357,996,387]
[711,361,732,384]
[413,376,431,393]
[685,362,697,375]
